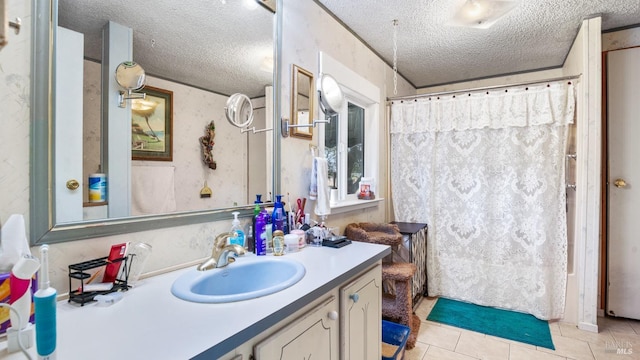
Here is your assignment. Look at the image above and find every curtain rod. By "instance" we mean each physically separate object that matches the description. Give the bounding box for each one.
[387,74,582,102]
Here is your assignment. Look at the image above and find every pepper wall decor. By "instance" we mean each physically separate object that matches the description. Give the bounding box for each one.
[199,120,217,170]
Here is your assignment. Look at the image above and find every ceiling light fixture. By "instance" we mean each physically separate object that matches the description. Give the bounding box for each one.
[450,0,517,29]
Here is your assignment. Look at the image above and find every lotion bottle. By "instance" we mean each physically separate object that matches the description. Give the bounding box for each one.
[254,209,268,256]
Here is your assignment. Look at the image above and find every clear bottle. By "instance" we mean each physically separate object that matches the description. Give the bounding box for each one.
[272,230,285,256]
[265,209,273,254]
[228,211,245,247]
[245,224,254,253]
[126,242,152,287]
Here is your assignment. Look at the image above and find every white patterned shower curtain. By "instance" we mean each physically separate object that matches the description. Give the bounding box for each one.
[390,82,575,320]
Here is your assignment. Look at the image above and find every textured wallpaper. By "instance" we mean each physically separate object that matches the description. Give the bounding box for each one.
[0,0,31,223]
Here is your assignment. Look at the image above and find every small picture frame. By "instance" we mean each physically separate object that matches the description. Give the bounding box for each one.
[131,85,173,161]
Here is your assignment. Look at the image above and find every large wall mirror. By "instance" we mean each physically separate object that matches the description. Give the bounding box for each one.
[31,0,282,244]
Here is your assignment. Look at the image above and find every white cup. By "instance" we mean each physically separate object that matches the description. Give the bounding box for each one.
[330,188,338,205]
[284,234,300,252]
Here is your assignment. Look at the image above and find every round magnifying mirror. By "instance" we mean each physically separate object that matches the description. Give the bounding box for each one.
[317,74,344,114]
[225,93,254,128]
[115,61,146,91]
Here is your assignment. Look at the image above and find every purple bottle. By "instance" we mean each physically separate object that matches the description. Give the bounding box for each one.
[254,209,268,256]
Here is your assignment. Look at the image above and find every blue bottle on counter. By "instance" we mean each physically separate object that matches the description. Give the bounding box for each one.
[272,195,285,233]
[254,209,268,256]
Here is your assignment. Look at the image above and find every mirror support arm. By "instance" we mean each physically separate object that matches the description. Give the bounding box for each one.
[281,118,329,138]
[118,90,145,108]
[241,126,273,134]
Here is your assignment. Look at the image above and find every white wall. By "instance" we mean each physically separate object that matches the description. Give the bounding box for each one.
[603,27,640,51]
[0,0,30,226]
[560,20,586,327]
[567,18,602,333]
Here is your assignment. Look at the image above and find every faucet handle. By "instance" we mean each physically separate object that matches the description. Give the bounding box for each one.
[214,231,236,248]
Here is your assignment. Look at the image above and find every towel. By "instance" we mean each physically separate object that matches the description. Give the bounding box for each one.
[309,158,318,200]
[131,165,177,215]
[313,157,331,217]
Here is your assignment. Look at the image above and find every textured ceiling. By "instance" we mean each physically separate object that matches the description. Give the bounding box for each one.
[58,0,274,98]
[57,1,640,96]
[316,0,640,88]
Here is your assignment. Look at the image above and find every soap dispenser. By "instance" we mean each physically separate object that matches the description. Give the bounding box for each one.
[229,211,245,248]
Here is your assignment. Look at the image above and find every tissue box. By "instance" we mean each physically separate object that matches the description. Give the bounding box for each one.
[0,272,38,334]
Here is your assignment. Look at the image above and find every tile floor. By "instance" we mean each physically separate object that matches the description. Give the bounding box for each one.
[405,297,640,360]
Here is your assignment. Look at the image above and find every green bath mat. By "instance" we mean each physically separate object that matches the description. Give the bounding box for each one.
[427,297,555,350]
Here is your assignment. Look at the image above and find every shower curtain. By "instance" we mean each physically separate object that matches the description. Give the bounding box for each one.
[390,81,575,319]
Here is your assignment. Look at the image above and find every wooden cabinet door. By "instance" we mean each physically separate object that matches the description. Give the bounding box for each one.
[339,263,382,359]
[254,296,339,359]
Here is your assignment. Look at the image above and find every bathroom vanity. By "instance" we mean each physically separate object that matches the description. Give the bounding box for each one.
[0,241,389,359]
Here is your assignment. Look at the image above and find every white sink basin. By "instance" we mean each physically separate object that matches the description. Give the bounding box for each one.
[171,256,306,303]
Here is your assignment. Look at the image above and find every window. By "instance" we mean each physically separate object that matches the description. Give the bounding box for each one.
[319,52,380,207]
[325,99,367,200]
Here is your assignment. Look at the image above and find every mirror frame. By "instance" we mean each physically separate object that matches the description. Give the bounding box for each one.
[290,64,314,139]
[30,0,283,245]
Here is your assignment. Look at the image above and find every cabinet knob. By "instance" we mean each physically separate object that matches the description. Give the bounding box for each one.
[66,179,80,190]
[614,178,627,188]
[327,311,338,320]
[349,293,359,303]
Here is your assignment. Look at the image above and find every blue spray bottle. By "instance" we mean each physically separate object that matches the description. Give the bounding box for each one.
[34,244,57,360]
[271,195,285,233]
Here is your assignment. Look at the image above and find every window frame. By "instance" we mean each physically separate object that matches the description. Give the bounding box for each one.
[319,87,379,206]
[328,94,370,202]
[317,52,380,209]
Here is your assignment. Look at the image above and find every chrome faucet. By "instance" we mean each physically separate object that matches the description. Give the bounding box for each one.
[197,231,246,271]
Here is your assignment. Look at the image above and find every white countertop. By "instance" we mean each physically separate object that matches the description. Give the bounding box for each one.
[1,241,389,360]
